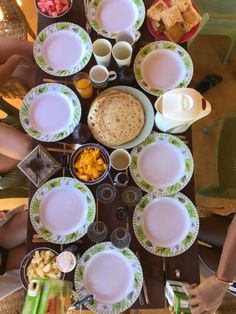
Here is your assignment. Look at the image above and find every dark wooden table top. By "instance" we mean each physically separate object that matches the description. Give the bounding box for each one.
[26,0,200,310]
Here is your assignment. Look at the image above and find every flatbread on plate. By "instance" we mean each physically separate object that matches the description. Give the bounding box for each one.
[88,90,145,147]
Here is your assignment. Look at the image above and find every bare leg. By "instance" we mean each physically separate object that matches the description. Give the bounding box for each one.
[0,211,27,250]
[0,153,18,173]
[0,122,32,160]
[0,38,33,64]
[6,243,27,271]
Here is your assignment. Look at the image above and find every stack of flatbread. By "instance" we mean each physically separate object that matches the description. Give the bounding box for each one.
[147,0,201,43]
[87,90,145,147]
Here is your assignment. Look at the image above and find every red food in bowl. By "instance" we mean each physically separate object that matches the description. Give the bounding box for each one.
[36,0,71,17]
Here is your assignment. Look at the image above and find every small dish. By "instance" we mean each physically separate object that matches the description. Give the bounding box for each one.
[35,0,73,18]
[70,143,110,185]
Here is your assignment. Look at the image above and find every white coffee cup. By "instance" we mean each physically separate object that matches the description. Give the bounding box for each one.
[116,30,141,46]
[89,65,117,89]
[112,41,133,68]
[110,149,131,171]
[92,39,112,68]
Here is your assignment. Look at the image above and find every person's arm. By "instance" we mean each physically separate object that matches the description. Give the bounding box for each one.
[217,214,236,281]
[0,122,32,160]
[0,54,33,86]
[188,214,236,314]
[0,38,34,63]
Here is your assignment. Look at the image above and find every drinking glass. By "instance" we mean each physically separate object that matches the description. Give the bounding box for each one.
[73,72,93,99]
[122,186,142,206]
[114,172,129,188]
[72,123,92,144]
[111,227,131,249]
[115,207,127,220]
[96,183,116,204]
[87,221,108,243]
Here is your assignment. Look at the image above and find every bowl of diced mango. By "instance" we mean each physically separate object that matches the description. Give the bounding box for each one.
[70,143,110,185]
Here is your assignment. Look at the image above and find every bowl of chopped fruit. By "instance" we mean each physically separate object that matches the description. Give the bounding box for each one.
[70,143,110,185]
[35,0,72,18]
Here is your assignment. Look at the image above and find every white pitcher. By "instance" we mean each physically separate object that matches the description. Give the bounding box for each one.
[154,88,211,134]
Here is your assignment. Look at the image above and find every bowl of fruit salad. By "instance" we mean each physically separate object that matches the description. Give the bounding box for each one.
[70,143,110,185]
[35,0,72,18]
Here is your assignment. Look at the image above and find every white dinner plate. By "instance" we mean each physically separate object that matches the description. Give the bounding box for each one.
[134,41,193,96]
[40,187,87,236]
[29,92,73,135]
[142,49,186,91]
[133,193,199,257]
[20,83,81,142]
[84,251,134,304]
[34,22,92,76]
[142,197,190,247]
[137,141,185,188]
[74,242,143,314]
[96,0,137,33]
[87,0,145,39]
[30,177,96,244]
[130,132,194,196]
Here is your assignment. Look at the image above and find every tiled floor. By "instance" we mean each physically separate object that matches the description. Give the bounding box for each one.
[4,1,236,313]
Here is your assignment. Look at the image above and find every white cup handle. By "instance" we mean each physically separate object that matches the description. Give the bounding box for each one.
[108,71,117,81]
[135,31,141,42]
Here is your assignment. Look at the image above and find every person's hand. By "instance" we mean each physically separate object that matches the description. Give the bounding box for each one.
[0,211,7,221]
[9,54,34,67]
[189,275,228,314]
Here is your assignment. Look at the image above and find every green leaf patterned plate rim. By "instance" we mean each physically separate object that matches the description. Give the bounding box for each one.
[129,132,194,196]
[30,177,96,244]
[19,83,81,142]
[74,242,143,314]
[133,192,199,257]
[87,0,145,39]
[133,41,193,96]
[33,22,92,76]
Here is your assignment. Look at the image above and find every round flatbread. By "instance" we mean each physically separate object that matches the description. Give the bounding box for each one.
[88,90,145,147]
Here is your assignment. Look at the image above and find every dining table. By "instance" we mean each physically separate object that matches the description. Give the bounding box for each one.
[26,0,200,311]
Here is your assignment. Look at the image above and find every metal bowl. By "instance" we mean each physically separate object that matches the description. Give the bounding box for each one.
[20,247,65,289]
[70,143,111,185]
[35,0,73,19]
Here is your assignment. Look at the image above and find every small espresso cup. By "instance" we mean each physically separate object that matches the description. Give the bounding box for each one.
[92,38,112,68]
[89,65,117,89]
[112,41,133,68]
[116,30,141,46]
[110,149,131,171]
